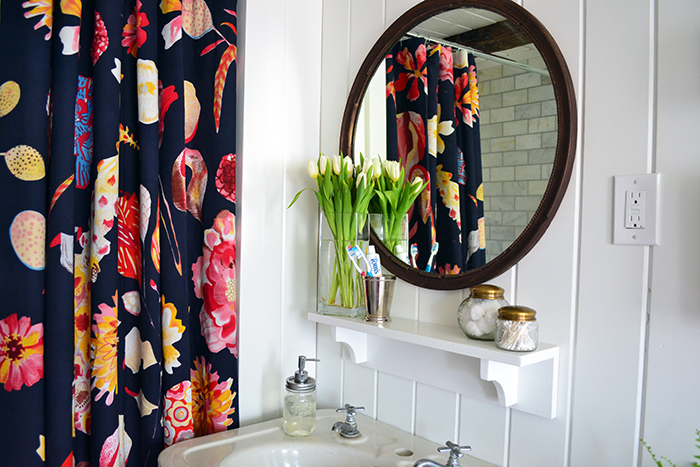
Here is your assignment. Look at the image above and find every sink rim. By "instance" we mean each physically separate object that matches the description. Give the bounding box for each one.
[158,408,496,467]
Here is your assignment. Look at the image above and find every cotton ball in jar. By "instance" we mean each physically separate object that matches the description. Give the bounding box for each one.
[477,316,495,335]
[457,284,509,341]
[465,320,484,338]
[484,308,498,325]
[470,304,485,321]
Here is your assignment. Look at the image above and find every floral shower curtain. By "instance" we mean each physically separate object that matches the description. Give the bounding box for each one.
[386,38,486,274]
[0,0,239,465]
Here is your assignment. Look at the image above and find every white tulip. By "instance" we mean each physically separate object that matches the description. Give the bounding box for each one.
[307,159,319,179]
[356,172,367,189]
[319,155,328,175]
[409,176,425,196]
[371,158,382,179]
[383,160,401,182]
[361,157,372,175]
[343,156,354,176]
[330,154,342,175]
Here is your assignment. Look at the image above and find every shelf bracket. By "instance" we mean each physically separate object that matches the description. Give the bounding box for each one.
[332,326,368,363]
[480,360,519,407]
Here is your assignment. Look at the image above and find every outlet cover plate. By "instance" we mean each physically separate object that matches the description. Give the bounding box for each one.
[613,174,659,245]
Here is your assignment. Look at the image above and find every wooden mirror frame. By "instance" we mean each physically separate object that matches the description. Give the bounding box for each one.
[339,0,577,290]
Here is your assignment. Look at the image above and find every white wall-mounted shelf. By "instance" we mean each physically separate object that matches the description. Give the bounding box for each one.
[308,312,560,419]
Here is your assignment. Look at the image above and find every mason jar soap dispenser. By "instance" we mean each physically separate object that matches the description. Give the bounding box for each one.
[283,355,319,436]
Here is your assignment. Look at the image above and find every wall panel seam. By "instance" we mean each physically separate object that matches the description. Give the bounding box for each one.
[565,0,587,464]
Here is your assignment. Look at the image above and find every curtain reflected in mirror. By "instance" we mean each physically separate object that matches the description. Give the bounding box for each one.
[355,30,555,272]
[386,38,485,274]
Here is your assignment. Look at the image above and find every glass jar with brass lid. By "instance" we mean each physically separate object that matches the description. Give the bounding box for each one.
[495,305,539,351]
[457,284,509,341]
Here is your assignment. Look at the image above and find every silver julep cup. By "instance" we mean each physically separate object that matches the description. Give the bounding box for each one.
[362,275,396,322]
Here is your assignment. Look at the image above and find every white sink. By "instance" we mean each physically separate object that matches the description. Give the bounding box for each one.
[158,409,497,467]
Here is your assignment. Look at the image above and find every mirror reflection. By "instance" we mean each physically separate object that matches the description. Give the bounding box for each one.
[354,8,556,273]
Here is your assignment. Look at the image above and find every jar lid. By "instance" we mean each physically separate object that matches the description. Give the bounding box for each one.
[286,375,316,392]
[470,284,505,300]
[498,305,537,321]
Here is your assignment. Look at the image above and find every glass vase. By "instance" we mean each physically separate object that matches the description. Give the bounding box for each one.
[317,212,369,317]
[369,213,409,265]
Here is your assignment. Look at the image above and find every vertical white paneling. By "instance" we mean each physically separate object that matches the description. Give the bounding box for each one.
[315,323,344,409]
[385,0,422,26]
[459,396,509,466]
[485,268,517,305]
[343,361,377,417]
[349,0,386,80]
[415,384,459,444]
[281,0,324,414]
[501,1,581,464]
[238,0,323,425]
[641,0,700,464]
[569,0,653,465]
[418,288,465,326]
[377,373,415,432]
[320,0,351,153]
[238,0,288,424]
[389,278,420,320]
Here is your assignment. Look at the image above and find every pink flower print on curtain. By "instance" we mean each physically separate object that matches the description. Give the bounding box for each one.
[192,210,238,356]
[0,314,44,391]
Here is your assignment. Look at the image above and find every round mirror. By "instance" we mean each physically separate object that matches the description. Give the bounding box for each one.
[340,0,576,290]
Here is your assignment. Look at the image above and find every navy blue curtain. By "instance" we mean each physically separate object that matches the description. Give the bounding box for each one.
[386,39,485,274]
[0,1,239,465]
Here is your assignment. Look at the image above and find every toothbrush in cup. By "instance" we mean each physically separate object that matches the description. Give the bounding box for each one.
[425,242,439,272]
[410,243,418,268]
[346,245,371,276]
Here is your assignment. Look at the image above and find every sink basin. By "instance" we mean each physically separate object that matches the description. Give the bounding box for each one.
[158,409,497,467]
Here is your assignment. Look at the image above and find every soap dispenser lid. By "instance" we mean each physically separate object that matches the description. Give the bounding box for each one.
[286,355,319,392]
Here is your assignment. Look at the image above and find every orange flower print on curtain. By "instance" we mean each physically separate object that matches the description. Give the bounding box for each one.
[0,314,44,391]
[92,294,120,406]
[192,356,235,436]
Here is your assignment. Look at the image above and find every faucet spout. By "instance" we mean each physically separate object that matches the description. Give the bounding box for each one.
[332,404,364,438]
[413,460,447,467]
[331,422,349,432]
[414,441,471,467]
[331,421,360,438]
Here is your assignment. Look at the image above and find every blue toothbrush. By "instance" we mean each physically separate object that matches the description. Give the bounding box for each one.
[425,242,439,272]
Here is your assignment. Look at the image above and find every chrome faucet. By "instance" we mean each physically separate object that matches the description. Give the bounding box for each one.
[413,441,471,467]
[331,404,364,438]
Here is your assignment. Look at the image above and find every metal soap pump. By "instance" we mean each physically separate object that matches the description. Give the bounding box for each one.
[283,355,319,436]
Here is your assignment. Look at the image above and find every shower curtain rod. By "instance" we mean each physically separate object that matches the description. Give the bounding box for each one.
[404,32,549,77]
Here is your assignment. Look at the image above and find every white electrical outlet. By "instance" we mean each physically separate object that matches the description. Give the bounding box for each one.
[624,190,645,229]
[613,174,659,245]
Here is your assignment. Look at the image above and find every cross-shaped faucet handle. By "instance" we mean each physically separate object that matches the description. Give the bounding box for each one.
[335,404,365,416]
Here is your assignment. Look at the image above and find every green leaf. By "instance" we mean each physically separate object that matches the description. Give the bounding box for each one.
[287,187,317,209]
[383,191,398,209]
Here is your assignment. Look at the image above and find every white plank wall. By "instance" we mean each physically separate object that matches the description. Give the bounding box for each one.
[641,0,700,465]
[237,0,322,423]
[236,0,700,465]
[570,0,652,465]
